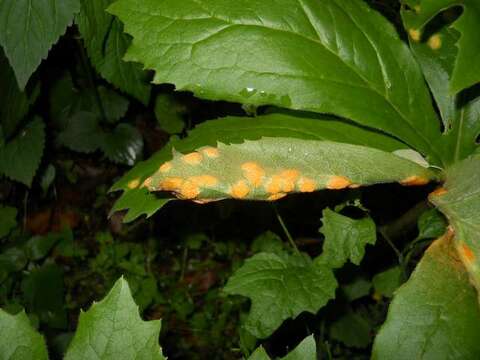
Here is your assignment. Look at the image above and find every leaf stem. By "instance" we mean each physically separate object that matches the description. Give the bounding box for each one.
[272,204,299,254]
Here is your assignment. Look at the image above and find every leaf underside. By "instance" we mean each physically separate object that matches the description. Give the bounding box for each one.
[373,232,480,359]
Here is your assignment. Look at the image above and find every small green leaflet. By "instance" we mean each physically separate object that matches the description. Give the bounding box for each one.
[0,309,49,360]
[224,252,336,339]
[0,118,45,187]
[373,233,480,359]
[143,138,437,203]
[109,0,444,165]
[403,0,480,94]
[0,0,80,89]
[430,154,480,293]
[249,335,316,360]
[316,209,376,268]
[65,277,165,360]
[0,205,17,238]
[110,113,407,222]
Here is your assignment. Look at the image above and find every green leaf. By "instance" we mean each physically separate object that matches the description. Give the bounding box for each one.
[0,49,38,139]
[0,118,45,186]
[342,276,371,301]
[330,311,372,349]
[97,86,130,124]
[0,0,80,89]
[224,252,336,338]
[109,0,444,164]
[76,0,151,104]
[57,112,103,153]
[110,113,408,222]
[0,206,17,238]
[372,266,403,298]
[430,154,480,292]
[372,234,480,359]
[403,0,480,93]
[100,124,143,166]
[417,208,447,240]
[316,209,376,268]
[400,13,480,163]
[249,335,316,360]
[65,277,165,360]
[0,309,49,360]
[154,94,187,134]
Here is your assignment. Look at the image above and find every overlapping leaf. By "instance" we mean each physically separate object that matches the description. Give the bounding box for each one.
[430,154,480,292]
[65,277,165,360]
[0,0,80,89]
[111,113,408,221]
[109,0,444,165]
[373,233,480,359]
[76,0,151,104]
[249,335,316,360]
[403,0,480,93]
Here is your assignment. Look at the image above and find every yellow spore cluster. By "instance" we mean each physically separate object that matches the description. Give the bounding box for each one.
[157,174,219,200]
[241,162,265,187]
[159,161,172,173]
[428,34,442,50]
[399,176,429,186]
[201,147,220,158]
[298,177,316,192]
[127,178,140,189]
[182,152,203,165]
[265,169,300,194]
[408,29,421,42]
[230,180,250,199]
[326,176,352,190]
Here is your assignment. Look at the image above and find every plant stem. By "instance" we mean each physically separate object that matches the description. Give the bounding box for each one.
[272,204,299,254]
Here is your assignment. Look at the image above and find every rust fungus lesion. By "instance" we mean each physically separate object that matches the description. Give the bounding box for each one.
[182,151,202,165]
[230,180,250,199]
[297,177,316,193]
[189,175,219,187]
[201,147,220,158]
[428,34,442,50]
[127,178,141,189]
[326,176,352,190]
[178,180,200,199]
[400,176,429,186]
[142,177,153,189]
[267,193,287,201]
[159,177,184,191]
[459,243,476,264]
[241,162,265,187]
[429,186,447,199]
[159,161,172,173]
[408,28,421,42]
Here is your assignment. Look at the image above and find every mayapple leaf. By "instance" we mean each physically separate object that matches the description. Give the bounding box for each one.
[143,138,438,203]
[403,0,480,94]
[109,0,444,165]
[249,335,316,360]
[0,309,49,360]
[372,232,480,359]
[0,0,80,89]
[0,117,45,187]
[316,209,376,269]
[430,154,480,293]
[110,113,408,222]
[65,277,165,360]
[224,252,336,339]
[76,0,151,104]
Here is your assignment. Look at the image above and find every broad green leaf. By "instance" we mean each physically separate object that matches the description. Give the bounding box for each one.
[57,112,103,153]
[109,0,444,165]
[97,86,130,124]
[110,113,408,222]
[0,118,45,186]
[0,206,17,238]
[403,0,480,93]
[249,335,316,360]
[76,0,151,104]
[154,94,187,134]
[0,309,49,360]
[100,124,143,166]
[224,252,336,339]
[430,154,480,292]
[65,277,165,360]
[372,266,403,298]
[400,13,480,163]
[330,311,372,349]
[342,276,371,301]
[0,0,80,89]
[316,209,376,268]
[0,49,38,139]
[372,233,480,359]
[417,208,447,240]
[144,138,438,203]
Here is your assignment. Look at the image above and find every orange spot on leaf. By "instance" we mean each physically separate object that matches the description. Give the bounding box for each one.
[429,187,447,198]
[460,243,475,264]
[230,180,250,199]
[268,193,287,201]
[160,177,184,191]
[189,175,218,187]
[279,169,300,192]
[201,147,219,158]
[409,29,421,42]
[265,175,283,194]
[127,178,140,189]
[142,177,153,189]
[326,176,352,190]
[298,177,316,193]
[241,162,265,187]
[182,152,202,165]
[400,176,429,186]
[159,161,172,173]
[178,180,200,199]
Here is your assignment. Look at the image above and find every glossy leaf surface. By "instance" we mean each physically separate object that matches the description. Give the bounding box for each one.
[109,0,444,164]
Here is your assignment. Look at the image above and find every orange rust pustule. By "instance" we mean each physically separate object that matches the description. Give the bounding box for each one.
[182,152,202,165]
[429,187,447,198]
[326,176,352,190]
[142,177,153,189]
[268,193,287,201]
[178,180,200,199]
[241,162,265,187]
[230,180,250,199]
[400,176,430,186]
[460,243,476,264]
[159,162,172,173]
[298,177,316,193]
[279,169,300,192]
[265,175,283,194]
[189,175,218,187]
[201,147,220,158]
[127,178,140,189]
[160,177,184,191]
